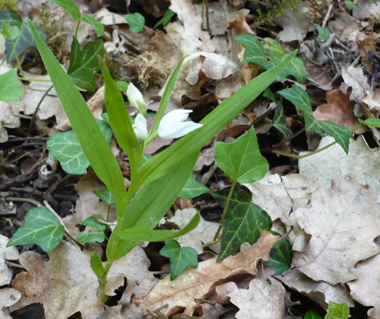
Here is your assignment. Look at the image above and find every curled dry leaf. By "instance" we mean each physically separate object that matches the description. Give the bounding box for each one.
[313,89,361,132]
[141,231,279,316]
[348,253,380,319]
[277,268,354,310]
[0,235,19,286]
[293,176,380,285]
[10,242,104,319]
[229,278,286,319]
[0,288,21,319]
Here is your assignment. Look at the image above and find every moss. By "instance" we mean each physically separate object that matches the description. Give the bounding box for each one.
[0,0,19,11]
[32,5,66,60]
[256,0,299,26]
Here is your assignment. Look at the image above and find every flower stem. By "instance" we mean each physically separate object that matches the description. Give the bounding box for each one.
[213,179,237,241]
[10,38,24,78]
[74,20,81,38]
[18,77,52,82]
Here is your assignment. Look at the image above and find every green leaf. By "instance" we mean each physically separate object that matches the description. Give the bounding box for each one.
[159,239,198,280]
[154,9,176,28]
[264,38,284,59]
[47,119,112,175]
[263,88,277,102]
[0,21,19,39]
[318,121,353,154]
[273,104,292,138]
[50,0,81,20]
[90,251,106,284]
[212,185,272,261]
[345,1,359,11]
[107,154,198,262]
[263,234,292,275]
[135,52,296,189]
[278,85,325,135]
[28,19,127,216]
[0,9,22,26]
[317,26,330,41]
[7,207,64,252]
[83,215,106,231]
[235,34,268,67]
[116,211,200,242]
[116,80,129,91]
[93,188,115,205]
[305,310,323,319]
[0,68,25,101]
[360,118,380,128]
[123,13,145,32]
[81,15,104,37]
[98,58,142,189]
[215,126,269,183]
[278,55,306,83]
[325,302,350,319]
[67,36,103,92]
[77,232,105,243]
[5,22,47,63]
[178,174,209,199]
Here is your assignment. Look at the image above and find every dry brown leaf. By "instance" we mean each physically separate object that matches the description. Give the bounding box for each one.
[229,278,286,319]
[348,253,380,319]
[313,89,361,131]
[0,235,19,286]
[353,0,380,20]
[141,231,279,316]
[278,268,354,310]
[10,242,104,319]
[292,176,380,285]
[341,66,370,103]
[0,288,21,319]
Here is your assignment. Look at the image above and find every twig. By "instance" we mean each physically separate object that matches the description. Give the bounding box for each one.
[28,85,54,136]
[322,3,333,29]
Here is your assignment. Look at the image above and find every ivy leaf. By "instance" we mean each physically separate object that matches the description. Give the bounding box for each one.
[345,1,359,11]
[263,233,292,275]
[154,9,176,28]
[278,85,325,135]
[50,0,81,20]
[4,22,47,63]
[67,36,104,92]
[83,215,106,231]
[325,302,350,319]
[278,55,306,84]
[159,239,198,280]
[81,15,104,37]
[123,13,145,32]
[318,121,353,154]
[0,21,19,39]
[212,185,272,261]
[0,68,25,101]
[93,187,115,205]
[7,207,64,253]
[235,34,269,68]
[273,104,292,138]
[47,119,112,175]
[0,9,22,26]
[77,232,105,243]
[215,126,268,183]
[304,310,323,319]
[317,26,330,41]
[359,118,380,128]
[179,174,209,199]
[264,38,284,59]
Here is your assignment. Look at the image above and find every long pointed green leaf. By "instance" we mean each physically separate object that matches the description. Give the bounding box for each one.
[115,211,200,242]
[107,153,198,262]
[98,58,142,184]
[136,52,296,189]
[27,19,126,211]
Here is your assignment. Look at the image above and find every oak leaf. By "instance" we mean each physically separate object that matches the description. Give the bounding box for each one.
[293,177,380,285]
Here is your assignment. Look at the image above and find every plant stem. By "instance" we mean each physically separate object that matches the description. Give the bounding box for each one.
[143,131,158,150]
[213,179,237,241]
[98,260,113,303]
[203,239,221,248]
[18,77,52,82]
[10,38,24,77]
[272,124,363,159]
[75,20,81,38]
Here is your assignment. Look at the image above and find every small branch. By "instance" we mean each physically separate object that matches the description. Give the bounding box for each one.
[28,85,54,136]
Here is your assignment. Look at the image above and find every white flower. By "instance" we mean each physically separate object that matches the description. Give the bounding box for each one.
[132,113,148,140]
[158,109,202,140]
[127,83,147,115]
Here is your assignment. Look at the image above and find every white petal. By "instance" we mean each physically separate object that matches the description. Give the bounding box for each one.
[127,83,147,114]
[133,114,148,140]
[159,109,192,129]
[158,119,202,140]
